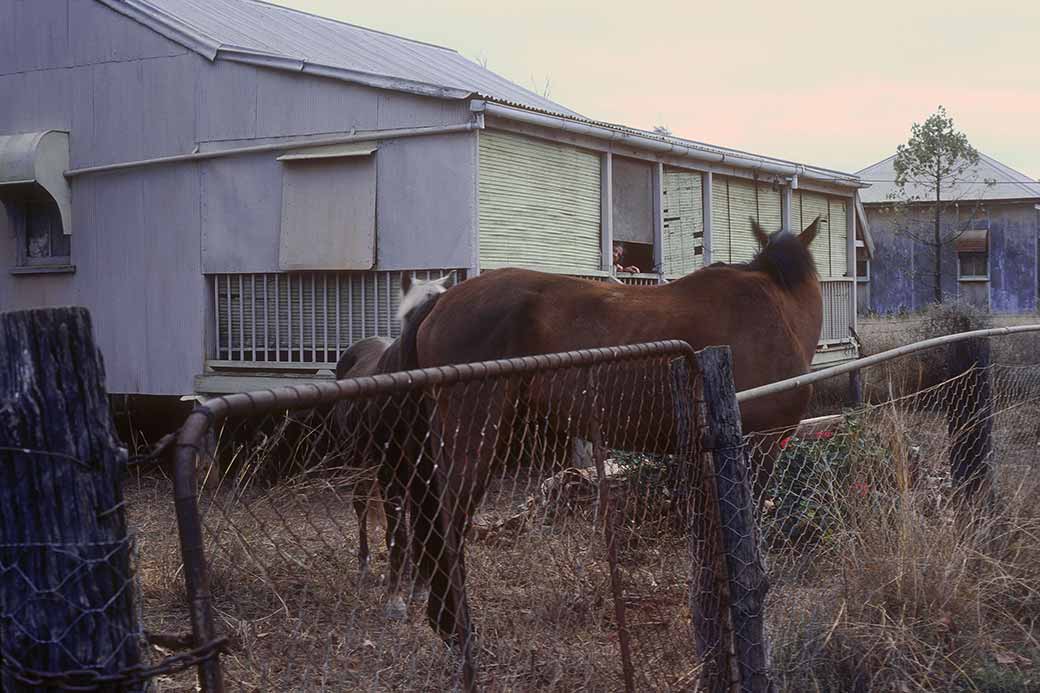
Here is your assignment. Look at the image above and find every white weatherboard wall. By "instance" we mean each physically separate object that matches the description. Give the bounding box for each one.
[710,176,783,263]
[478,129,601,273]
[661,167,704,276]
[791,190,849,278]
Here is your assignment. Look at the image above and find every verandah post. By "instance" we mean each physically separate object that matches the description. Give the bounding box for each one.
[0,307,144,692]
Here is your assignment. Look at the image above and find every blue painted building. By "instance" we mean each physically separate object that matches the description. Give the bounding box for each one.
[2,0,870,398]
[856,153,1040,316]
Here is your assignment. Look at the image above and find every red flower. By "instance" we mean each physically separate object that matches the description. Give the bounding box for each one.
[850,481,869,498]
[779,436,793,449]
[813,430,834,440]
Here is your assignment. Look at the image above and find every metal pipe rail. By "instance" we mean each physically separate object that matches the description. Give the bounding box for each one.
[737,324,1040,403]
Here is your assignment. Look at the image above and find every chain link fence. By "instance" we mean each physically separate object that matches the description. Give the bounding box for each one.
[153,341,769,692]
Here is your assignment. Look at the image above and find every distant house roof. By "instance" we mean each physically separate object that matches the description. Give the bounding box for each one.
[856,151,1040,205]
[97,0,579,115]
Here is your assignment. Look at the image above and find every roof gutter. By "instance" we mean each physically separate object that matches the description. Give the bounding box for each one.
[476,100,865,189]
[64,121,482,178]
[216,47,474,101]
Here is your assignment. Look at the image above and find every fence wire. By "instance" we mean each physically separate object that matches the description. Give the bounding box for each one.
[146,347,743,692]
[748,363,1040,692]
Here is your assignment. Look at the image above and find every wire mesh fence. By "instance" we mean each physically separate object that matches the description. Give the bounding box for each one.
[156,342,767,692]
[748,362,1040,691]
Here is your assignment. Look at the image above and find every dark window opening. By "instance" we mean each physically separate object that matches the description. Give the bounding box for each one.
[958,251,988,280]
[5,189,69,268]
[612,241,653,274]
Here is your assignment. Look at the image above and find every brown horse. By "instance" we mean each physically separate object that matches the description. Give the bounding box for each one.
[404,217,824,673]
[332,274,450,619]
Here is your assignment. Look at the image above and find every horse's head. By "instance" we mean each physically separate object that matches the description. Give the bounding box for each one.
[398,272,453,324]
[750,215,821,251]
[746,215,822,291]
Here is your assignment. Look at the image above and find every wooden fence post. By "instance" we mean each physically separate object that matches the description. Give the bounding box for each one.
[0,307,144,692]
[947,336,994,508]
[673,356,728,693]
[695,346,774,693]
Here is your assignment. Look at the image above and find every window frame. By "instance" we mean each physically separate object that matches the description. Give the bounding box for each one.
[7,193,74,275]
[957,250,989,282]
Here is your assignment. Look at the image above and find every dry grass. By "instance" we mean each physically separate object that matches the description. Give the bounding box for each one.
[763,393,1040,692]
[124,346,1040,692]
[127,460,700,692]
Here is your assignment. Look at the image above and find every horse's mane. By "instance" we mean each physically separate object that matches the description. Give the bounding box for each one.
[724,231,818,292]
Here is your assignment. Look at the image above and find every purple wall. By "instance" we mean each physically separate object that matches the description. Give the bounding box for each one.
[863,203,1039,315]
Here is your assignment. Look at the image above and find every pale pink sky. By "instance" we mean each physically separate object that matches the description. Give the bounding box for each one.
[273,0,1040,178]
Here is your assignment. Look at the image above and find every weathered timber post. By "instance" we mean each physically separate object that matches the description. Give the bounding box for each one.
[695,346,774,693]
[848,369,863,407]
[0,307,144,692]
[947,336,994,508]
[673,356,730,693]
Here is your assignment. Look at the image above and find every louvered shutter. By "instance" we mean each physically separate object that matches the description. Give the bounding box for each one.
[479,130,601,273]
[798,191,833,277]
[828,197,849,276]
[711,177,733,263]
[756,184,783,234]
[726,177,759,263]
[661,167,704,276]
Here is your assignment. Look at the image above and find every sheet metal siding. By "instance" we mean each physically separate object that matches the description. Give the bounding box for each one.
[661,167,703,276]
[0,166,205,394]
[0,0,71,73]
[862,205,1039,315]
[990,205,1038,313]
[478,130,601,273]
[1,1,478,394]
[374,134,475,271]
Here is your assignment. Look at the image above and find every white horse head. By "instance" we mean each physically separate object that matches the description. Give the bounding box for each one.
[397,272,453,324]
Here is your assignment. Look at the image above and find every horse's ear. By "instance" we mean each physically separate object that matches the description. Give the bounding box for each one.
[798,215,822,248]
[750,217,770,249]
[433,273,452,288]
[402,273,413,295]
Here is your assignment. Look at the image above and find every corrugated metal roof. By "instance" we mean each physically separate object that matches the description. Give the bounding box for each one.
[857,152,1040,204]
[97,0,580,115]
[96,0,864,186]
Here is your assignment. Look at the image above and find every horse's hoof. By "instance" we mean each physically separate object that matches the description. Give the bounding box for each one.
[384,595,408,621]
